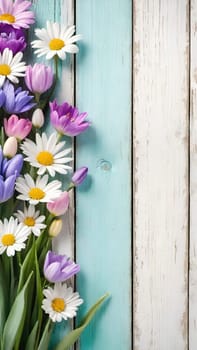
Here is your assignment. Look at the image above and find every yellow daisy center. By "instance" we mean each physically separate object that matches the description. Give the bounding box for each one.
[37,151,54,166]
[29,188,45,200]
[0,13,15,23]
[0,64,11,76]
[1,233,15,246]
[24,217,35,227]
[49,38,65,51]
[51,298,66,312]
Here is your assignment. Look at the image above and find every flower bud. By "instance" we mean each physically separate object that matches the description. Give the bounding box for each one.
[71,167,88,186]
[3,137,18,157]
[49,218,63,237]
[32,108,44,128]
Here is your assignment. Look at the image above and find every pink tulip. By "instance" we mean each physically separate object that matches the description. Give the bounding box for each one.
[25,63,53,94]
[47,191,70,216]
[4,115,32,140]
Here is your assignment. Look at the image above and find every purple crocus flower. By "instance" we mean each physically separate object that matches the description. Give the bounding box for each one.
[72,167,88,186]
[2,81,35,114]
[0,89,5,107]
[50,100,90,136]
[3,154,23,178]
[0,148,23,203]
[0,24,26,54]
[44,251,80,283]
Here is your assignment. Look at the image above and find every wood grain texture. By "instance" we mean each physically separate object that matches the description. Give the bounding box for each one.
[133,1,189,349]
[190,1,197,348]
[75,0,132,349]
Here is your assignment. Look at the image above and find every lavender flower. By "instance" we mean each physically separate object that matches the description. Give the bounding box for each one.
[50,100,90,136]
[72,167,88,186]
[0,148,23,203]
[2,81,35,114]
[44,251,80,283]
[0,24,26,54]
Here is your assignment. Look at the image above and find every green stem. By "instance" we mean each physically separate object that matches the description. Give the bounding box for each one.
[10,257,15,305]
[67,183,75,191]
[35,92,40,104]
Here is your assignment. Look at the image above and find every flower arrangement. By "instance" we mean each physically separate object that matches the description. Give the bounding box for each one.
[0,1,108,349]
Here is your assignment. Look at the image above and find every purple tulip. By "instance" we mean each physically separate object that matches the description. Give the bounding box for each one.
[50,100,90,136]
[4,154,23,178]
[71,167,88,186]
[0,24,26,54]
[0,89,5,107]
[2,81,35,114]
[44,251,80,283]
[0,148,23,203]
[25,63,53,94]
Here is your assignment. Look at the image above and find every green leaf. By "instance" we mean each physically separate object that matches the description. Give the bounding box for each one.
[17,242,35,293]
[25,321,39,350]
[0,259,8,339]
[2,273,33,350]
[35,248,43,316]
[38,319,52,350]
[54,293,109,350]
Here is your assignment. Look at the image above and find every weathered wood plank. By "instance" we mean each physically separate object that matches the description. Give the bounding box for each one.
[31,0,75,259]
[30,1,75,348]
[75,0,132,349]
[133,1,189,349]
[190,1,197,348]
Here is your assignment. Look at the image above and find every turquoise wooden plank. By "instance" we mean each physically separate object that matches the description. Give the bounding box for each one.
[76,1,132,349]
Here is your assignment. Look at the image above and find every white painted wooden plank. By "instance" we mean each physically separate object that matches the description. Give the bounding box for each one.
[51,0,75,260]
[190,1,197,348]
[30,1,75,259]
[133,1,189,349]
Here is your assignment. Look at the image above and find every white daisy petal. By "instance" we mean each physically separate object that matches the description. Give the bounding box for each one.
[15,205,46,237]
[21,132,72,177]
[16,174,62,205]
[32,21,81,61]
[65,44,79,54]
[0,217,29,256]
[0,48,26,87]
[42,283,83,322]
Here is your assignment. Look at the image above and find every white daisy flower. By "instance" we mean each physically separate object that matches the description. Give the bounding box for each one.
[15,174,62,205]
[21,132,72,177]
[42,283,83,322]
[31,21,82,60]
[15,205,46,237]
[0,217,29,256]
[0,48,26,87]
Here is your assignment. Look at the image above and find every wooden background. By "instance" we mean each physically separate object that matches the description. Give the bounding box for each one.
[31,0,197,349]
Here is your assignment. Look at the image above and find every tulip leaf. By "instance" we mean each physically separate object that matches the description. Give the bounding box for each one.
[38,319,52,350]
[25,321,39,350]
[54,293,109,350]
[2,273,33,350]
[0,259,7,339]
[35,248,43,315]
[17,242,35,293]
